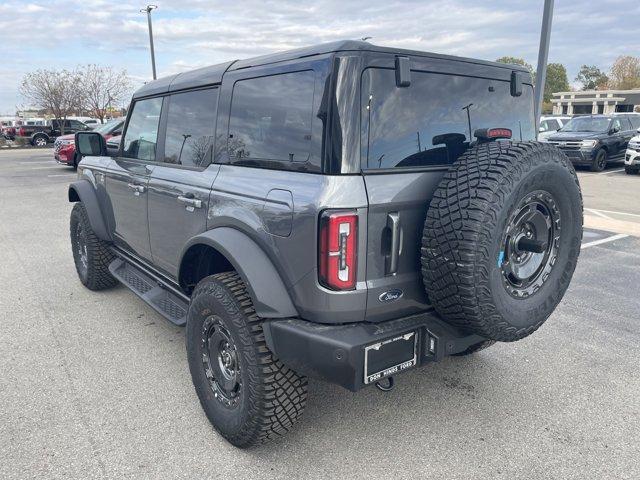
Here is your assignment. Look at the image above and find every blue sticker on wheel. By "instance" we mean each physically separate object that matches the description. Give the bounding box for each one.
[497,251,505,267]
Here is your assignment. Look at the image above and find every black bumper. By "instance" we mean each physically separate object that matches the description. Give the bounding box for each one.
[557,148,595,165]
[263,311,485,391]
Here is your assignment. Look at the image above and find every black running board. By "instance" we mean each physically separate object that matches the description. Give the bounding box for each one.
[109,258,189,326]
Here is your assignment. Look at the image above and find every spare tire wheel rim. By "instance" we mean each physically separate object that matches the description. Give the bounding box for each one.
[499,190,560,298]
[201,315,242,408]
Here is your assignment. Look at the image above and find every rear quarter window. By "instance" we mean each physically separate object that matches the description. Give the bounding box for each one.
[361,68,536,170]
[228,70,316,168]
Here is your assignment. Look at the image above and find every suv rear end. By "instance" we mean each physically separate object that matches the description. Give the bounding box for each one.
[253,49,537,389]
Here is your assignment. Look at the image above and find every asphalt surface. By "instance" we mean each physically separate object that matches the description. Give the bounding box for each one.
[1,149,639,479]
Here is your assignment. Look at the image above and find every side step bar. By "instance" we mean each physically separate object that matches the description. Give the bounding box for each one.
[108,258,189,326]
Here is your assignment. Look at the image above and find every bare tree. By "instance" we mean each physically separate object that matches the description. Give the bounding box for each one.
[20,69,83,135]
[80,65,131,123]
[608,56,640,90]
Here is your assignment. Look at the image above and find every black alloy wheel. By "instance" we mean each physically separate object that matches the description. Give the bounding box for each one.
[499,190,560,298]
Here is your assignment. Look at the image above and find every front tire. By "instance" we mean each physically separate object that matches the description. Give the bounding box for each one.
[625,166,638,175]
[70,203,117,290]
[591,149,607,172]
[186,272,308,448]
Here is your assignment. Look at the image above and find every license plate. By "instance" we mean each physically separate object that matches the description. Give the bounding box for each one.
[364,331,417,384]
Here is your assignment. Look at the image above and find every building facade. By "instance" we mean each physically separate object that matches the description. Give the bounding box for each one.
[551,89,640,115]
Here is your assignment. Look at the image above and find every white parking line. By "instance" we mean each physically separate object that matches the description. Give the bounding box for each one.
[581,233,629,249]
[585,208,612,220]
[47,174,76,178]
[597,168,625,175]
[586,208,640,219]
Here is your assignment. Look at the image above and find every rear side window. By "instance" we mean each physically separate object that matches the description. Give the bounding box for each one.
[630,116,640,129]
[361,68,536,169]
[228,71,315,164]
[122,97,163,162]
[163,88,218,168]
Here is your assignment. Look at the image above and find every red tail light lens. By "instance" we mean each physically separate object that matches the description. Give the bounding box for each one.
[319,210,358,290]
[18,127,26,136]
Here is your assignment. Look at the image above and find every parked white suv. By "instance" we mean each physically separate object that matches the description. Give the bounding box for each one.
[538,116,571,141]
[625,128,640,174]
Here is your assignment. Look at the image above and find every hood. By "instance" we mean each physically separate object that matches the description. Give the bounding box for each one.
[547,131,602,141]
[57,133,75,140]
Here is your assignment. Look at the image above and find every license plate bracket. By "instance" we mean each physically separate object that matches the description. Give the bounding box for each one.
[364,331,417,385]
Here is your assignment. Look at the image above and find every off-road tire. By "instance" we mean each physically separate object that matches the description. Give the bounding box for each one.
[453,340,496,356]
[590,149,607,172]
[70,202,117,290]
[625,166,637,175]
[422,142,583,342]
[186,272,308,448]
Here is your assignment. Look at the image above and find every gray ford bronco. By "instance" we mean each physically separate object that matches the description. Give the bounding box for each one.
[70,41,583,448]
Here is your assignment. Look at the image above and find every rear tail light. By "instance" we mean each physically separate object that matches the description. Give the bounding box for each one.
[474,128,512,141]
[319,210,358,290]
[18,127,26,136]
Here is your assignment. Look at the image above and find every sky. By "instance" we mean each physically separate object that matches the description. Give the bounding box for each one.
[1,0,639,114]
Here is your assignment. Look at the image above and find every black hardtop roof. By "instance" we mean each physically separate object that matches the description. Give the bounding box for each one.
[132,40,530,99]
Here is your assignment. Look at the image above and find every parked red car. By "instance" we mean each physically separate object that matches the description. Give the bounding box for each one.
[54,118,124,168]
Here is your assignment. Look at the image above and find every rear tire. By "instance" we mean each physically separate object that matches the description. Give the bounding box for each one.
[422,142,583,342]
[590,149,607,172]
[186,272,308,448]
[32,134,47,147]
[625,166,637,175]
[70,203,117,290]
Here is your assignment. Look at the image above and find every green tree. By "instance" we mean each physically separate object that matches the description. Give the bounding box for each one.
[543,63,570,102]
[575,65,609,90]
[496,56,535,79]
[608,56,640,90]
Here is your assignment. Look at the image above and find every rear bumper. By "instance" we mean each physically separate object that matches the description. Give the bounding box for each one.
[263,311,484,391]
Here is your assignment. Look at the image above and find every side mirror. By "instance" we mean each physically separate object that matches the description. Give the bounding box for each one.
[610,126,620,134]
[75,131,106,157]
[636,127,640,134]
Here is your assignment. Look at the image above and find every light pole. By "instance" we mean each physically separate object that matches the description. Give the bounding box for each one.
[535,0,554,122]
[141,5,158,80]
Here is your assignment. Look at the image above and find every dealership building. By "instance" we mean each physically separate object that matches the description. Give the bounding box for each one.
[551,89,640,115]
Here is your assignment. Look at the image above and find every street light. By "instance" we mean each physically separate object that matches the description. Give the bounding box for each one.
[140,5,158,80]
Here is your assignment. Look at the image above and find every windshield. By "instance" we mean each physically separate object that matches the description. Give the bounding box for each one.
[93,119,122,134]
[560,117,610,133]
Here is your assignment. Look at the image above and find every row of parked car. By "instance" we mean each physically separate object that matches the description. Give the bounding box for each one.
[1,117,124,169]
[537,113,640,173]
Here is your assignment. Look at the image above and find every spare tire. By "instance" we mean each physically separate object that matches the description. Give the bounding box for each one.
[421,142,582,342]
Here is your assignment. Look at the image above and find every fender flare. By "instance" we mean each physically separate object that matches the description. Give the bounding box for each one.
[180,228,298,319]
[68,180,112,242]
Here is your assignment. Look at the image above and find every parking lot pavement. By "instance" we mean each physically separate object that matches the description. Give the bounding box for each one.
[1,150,639,480]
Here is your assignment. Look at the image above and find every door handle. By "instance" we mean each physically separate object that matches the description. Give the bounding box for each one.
[127,183,145,195]
[177,195,202,209]
[386,212,402,275]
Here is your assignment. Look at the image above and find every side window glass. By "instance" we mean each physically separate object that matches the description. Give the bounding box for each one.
[122,97,163,161]
[163,89,218,168]
[630,116,640,129]
[539,120,549,132]
[548,119,560,130]
[228,70,315,164]
[612,119,622,132]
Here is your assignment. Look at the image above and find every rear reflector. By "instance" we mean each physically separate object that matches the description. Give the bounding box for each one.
[319,210,358,290]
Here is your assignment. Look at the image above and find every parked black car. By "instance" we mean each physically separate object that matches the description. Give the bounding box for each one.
[70,40,583,448]
[547,114,640,171]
